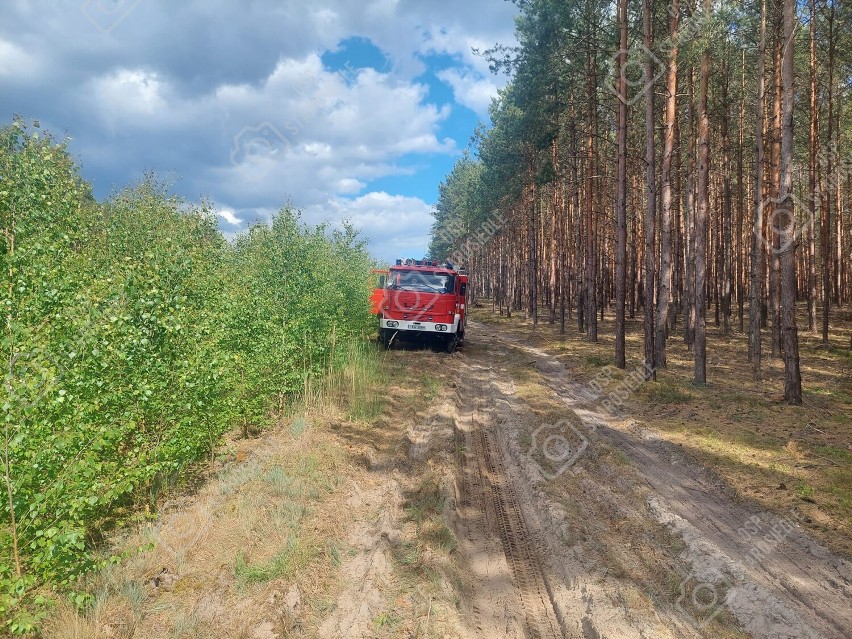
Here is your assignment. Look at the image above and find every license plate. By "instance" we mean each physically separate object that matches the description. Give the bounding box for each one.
[409,323,426,330]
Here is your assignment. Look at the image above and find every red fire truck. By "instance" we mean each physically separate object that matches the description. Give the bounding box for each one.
[374,259,468,353]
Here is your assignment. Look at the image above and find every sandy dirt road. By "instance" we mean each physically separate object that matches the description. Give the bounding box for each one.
[438,321,851,639]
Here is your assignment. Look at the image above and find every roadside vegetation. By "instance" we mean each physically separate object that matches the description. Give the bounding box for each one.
[0,119,374,633]
[38,340,466,638]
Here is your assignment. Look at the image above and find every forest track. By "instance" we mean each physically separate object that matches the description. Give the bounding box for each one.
[472,320,852,639]
[456,370,564,639]
[446,331,700,639]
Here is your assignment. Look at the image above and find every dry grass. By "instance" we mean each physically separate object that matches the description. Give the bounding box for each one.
[298,338,389,422]
[472,302,852,558]
[43,421,348,639]
[40,341,391,639]
[323,347,469,638]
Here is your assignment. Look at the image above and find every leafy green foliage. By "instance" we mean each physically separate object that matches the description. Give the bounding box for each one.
[0,120,373,632]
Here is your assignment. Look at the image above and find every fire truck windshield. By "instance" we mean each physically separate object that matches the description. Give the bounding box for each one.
[387,270,455,293]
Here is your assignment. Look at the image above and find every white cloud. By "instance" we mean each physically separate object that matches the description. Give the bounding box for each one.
[335,178,365,194]
[89,69,168,122]
[0,38,39,76]
[201,54,457,208]
[436,68,499,118]
[217,208,242,226]
[302,191,435,260]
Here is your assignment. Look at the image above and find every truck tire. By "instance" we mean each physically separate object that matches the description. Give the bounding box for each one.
[445,334,458,354]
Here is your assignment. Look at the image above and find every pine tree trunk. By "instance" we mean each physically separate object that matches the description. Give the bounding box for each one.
[683,67,696,349]
[585,49,598,342]
[821,1,835,343]
[721,55,733,336]
[779,0,802,403]
[673,113,683,332]
[643,0,656,377]
[656,0,679,367]
[615,0,629,369]
[769,4,782,358]
[749,0,767,380]
[835,102,843,307]
[807,0,818,333]
[528,179,539,326]
[737,48,746,333]
[694,0,711,385]
[570,112,584,334]
[630,175,638,320]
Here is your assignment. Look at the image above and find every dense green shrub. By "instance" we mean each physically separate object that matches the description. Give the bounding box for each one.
[0,120,373,632]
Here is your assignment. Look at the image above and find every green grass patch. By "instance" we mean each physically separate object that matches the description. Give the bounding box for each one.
[295,339,389,422]
[421,375,443,401]
[640,381,694,404]
[795,483,815,500]
[827,345,852,365]
[234,536,317,584]
[585,354,610,368]
[811,445,852,462]
[373,611,401,630]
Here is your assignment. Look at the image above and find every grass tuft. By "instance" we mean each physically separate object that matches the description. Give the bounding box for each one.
[585,354,610,368]
[234,536,317,585]
[642,381,695,404]
[297,339,388,422]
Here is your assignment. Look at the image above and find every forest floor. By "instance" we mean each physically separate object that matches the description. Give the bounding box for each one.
[43,305,851,639]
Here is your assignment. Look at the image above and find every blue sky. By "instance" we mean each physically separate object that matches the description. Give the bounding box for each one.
[0,0,518,262]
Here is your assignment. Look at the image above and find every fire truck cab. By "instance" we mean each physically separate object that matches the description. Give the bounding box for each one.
[376,259,468,353]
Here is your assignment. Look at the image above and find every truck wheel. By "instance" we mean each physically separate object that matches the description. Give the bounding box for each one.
[445,334,458,354]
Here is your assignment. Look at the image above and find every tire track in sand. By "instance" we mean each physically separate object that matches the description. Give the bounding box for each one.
[456,369,565,639]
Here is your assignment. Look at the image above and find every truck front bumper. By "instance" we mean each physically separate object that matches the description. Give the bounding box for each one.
[381,316,460,334]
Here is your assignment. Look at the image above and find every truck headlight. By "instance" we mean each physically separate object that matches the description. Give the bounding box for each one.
[386,321,399,328]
